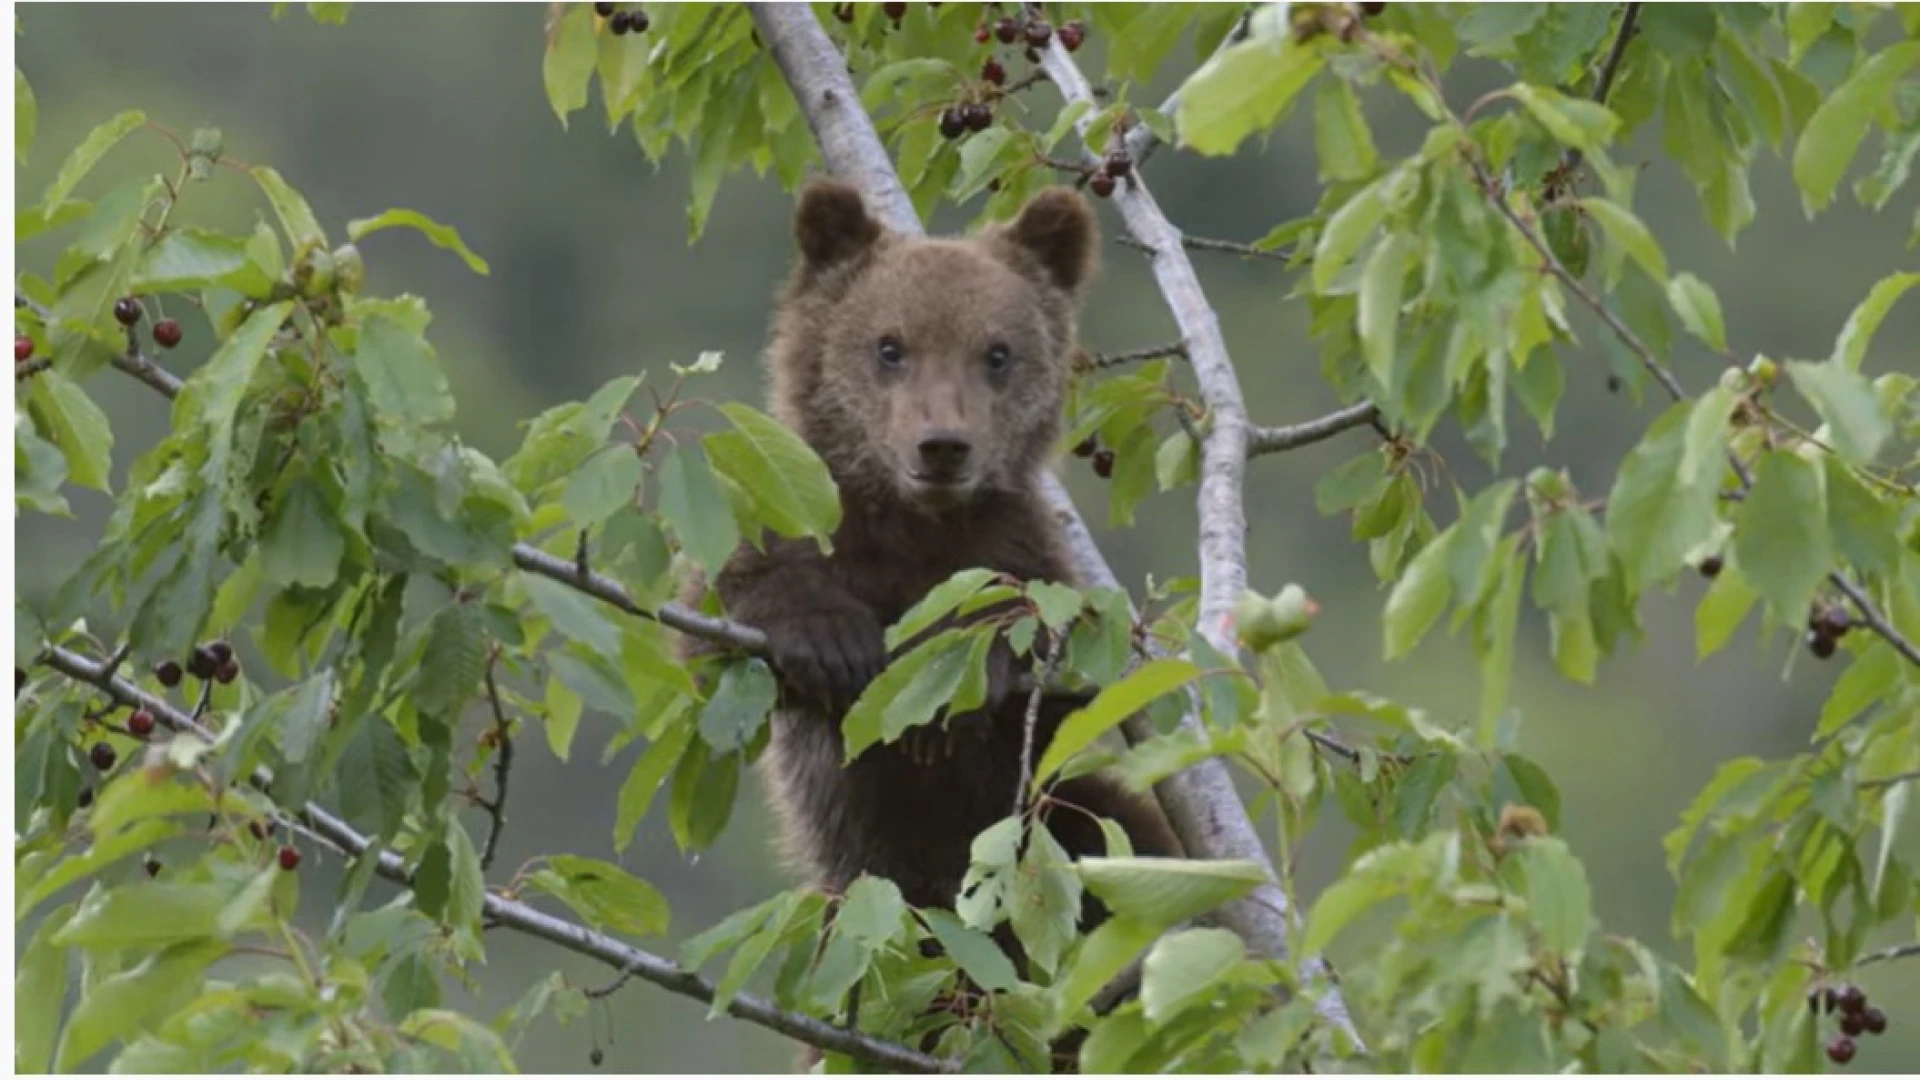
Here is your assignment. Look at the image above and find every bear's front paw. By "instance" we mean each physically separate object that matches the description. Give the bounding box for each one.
[762,607,887,712]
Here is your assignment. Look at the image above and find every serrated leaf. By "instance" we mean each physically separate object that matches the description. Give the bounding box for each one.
[132,228,251,292]
[1666,272,1726,351]
[1734,451,1832,622]
[1032,659,1200,789]
[1176,31,1326,156]
[1787,360,1890,464]
[1579,197,1667,283]
[1605,402,1718,590]
[885,568,997,651]
[614,719,692,853]
[1314,175,1390,291]
[1077,857,1266,930]
[1832,271,1919,370]
[347,208,490,274]
[15,901,71,1072]
[1312,77,1377,182]
[1140,927,1244,1024]
[56,880,230,949]
[543,4,596,127]
[1513,837,1592,956]
[704,403,841,547]
[41,109,144,206]
[656,447,739,577]
[261,478,346,588]
[523,573,619,658]
[55,941,225,1071]
[920,909,1018,992]
[1358,233,1412,384]
[695,658,777,753]
[841,634,974,760]
[399,1009,516,1073]
[1792,42,1920,213]
[250,165,325,247]
[535,855,670,938]
[1695,562,1757,659]
[1510,83,1619,152]
[561,447,643,526]
[26,370,114,492]
[1383,527,1454,660]
[353,309,454,428]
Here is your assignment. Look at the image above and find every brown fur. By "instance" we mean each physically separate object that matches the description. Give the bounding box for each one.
[677,179,1180,966]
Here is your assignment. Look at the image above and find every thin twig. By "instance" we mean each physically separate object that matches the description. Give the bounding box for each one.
[1559,3,1642,180]
[1118,233,1293,262]
[1091,340,1187,369]
[37,644,953,1074]
[479,651,515,872]
[1859,941,1920,968]
[1015,631,1068,820]
[16,356,53,381]
[1247,403,1380,458]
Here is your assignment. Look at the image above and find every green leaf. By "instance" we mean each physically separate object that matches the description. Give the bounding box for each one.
[920,909,1018,992]
[261,478,347,588]
[614,718,692,853]
[1679,387,1736,488]
[1786,360,1891,464]
[1052,915,1159,1028]
[41,109,144,206]
[250,165,326,247]
[347,208,490,274]
[703,403,841,546]
[656,447,740,577]
[544,5,598,128]
[1792,42,1920,213]
[1666,272,1727,351]
[16,68,35,164]
[1509,83,1619,152]
[1831,271,1919,371]
[1077,857,1267,930]
[523,574,620,658]
[1695,562,1757,659]
[885,567,997,652]
[16,901,72,1073]
[561,447,643,527]
[1734,451,1833,622]
[1605,402,1718,591]
[534,855,670,938]
[1140,927,1245,1024]
[1579,197,1667,283]
[1176,32,1326,156]
[841,634,974,760]
[353,308,454,427]
[1825,456,1901,577]
[1383,528,1454,660]
[1312,77,1378,182]
[132,228,251,292]
[1314,174,1391,291]
[1512,837,1592,956]
[55,941,225,1071]
[55,881,231,949]
[667,740,738,853]
[695,658,778,754]
[25,370,113,492]
[1032,659,1201,789]
[399,1009,517,1073]
[1358,233,1412,385]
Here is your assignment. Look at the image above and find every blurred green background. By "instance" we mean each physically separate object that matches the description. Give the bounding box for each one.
[15,3,1918,1072]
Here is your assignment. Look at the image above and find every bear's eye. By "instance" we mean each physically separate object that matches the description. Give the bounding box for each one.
[985,344,1012,372]
[877,335,905,367]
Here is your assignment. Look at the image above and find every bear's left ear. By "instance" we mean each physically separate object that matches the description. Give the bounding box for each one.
[996,186,1098,293]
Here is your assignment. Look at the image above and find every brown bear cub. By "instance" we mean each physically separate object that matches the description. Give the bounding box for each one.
[676,179,1180,936]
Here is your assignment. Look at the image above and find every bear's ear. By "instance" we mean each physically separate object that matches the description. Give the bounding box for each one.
[794,179,884,272]
[997,186,1098,292]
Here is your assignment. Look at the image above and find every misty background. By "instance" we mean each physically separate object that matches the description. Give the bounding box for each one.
[15,4,1918,1072]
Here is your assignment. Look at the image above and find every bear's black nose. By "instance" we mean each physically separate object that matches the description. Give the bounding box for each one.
[916,433,973,480]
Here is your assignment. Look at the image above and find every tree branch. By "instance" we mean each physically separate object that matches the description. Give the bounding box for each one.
[37,645,953,1074]
[479,651,516,872]
[1559,3,1642,180]
[1859,941,1920,968]
[1089,340,1187,369]
[1248,403,1380,458]
[1118,232,1292,262]
[1030,4,1359,1039]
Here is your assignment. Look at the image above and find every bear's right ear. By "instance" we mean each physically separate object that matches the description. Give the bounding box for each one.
[794,179,884,272]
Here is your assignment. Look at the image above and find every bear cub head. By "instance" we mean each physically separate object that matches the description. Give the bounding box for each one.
[769,180,1098,513]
